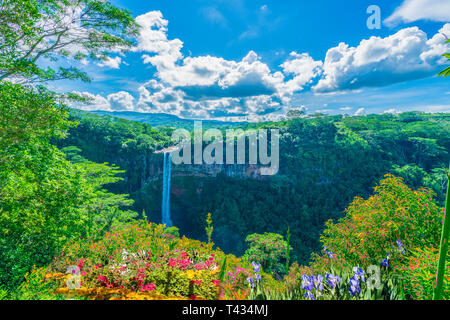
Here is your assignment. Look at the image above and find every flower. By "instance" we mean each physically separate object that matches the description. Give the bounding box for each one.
[301,275,313,291]
[326,251,334,259]
[212,280,220,287]
[312,275,323,291]
[349,278,360,296]
[252,261,261,273]
[140,283,156,292]
[246,277,255,288]
[396,239,405,255]
[304,291,315,300]
[325,273,340,289]
[381,258,389,268]
[352,267,365,282]
[255,274,262,282]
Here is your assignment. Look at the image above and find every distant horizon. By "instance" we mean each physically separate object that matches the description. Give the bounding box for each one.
[83,107,450,123]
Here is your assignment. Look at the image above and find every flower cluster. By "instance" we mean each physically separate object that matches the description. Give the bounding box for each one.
[301,274,323,300]
[348,267,365,296]
[246,262,262,289]
[323,246,334,259]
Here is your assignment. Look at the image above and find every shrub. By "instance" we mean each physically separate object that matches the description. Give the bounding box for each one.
[393,247,449,300]
[317,175,443,270]
[244,233,289,276]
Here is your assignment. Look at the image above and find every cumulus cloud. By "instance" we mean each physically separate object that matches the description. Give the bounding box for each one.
[72,11,450,121]
[72,91,111,111]
[72,91,136,111]
[96,56,123,69]
[134,11,183,72]
[313,24,450,93]
[107,91,135,111]
[385,0,450,26]
[383,108,401,114]
[354,108,365,116]
[281,52,323,94]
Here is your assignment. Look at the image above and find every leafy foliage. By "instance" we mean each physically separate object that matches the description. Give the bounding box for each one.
[316,175,443,270]
[0,0,138,83]
[244,233,289,277]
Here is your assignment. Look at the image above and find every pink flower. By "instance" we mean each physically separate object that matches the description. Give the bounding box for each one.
[77,259,84,270]
[212,280,220,287]
[194,280,202,285]
[141,283,156,292]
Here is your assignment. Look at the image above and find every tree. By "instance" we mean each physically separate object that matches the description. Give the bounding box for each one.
[0,0,138,83]
[244,232,289,277]
[0,82,137,290]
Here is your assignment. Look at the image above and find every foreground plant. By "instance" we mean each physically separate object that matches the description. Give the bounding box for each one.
[433,166,450,300]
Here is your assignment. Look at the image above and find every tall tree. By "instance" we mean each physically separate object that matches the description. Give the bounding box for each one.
[0,0,138,83]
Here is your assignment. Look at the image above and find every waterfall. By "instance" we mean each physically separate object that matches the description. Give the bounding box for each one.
[161,152,173,227]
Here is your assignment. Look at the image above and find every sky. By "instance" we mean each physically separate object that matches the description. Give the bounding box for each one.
[56,0,450,121]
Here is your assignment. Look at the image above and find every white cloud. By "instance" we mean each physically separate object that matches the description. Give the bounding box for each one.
[72,91,111,111]
[385,0,450,26]
[383,108,401,114]
[96,56,122,69]
[134,11,183,72]
[71,91,136,112]
[72,11,449,120]
[314,24,450,93]
[281,52,323,94]
[354,108,365,116]
[107,91,135,111]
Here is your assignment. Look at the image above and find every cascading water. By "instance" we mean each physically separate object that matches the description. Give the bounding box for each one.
[161,152,173,227]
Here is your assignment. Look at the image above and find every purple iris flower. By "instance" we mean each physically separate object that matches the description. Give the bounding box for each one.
[251,261,261,273]
[312,275,324,291]
[352,267,365,282]
[304,291,315,300]
[396,239,405,254]
[381,258,389,268]
[246,276,255,288]
[326,273,340,289]
[301,275,313,291]
[349,278,360,296]
[255,274,262,282]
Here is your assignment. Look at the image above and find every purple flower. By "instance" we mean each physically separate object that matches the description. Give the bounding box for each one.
[349,278,360,296]
[352,267,365,282]
[301,275,313,291]
[251,261,261,273]
[326,251,334,259]
[396,239,405,254]
[326,273,340,289]
[381,258,389,268]
[255,274,262,282]
[312,275,324,291]
[246,277,255,288]
[304,291,315,300]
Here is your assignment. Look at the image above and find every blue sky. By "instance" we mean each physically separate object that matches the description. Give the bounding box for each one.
[58,0,450,121]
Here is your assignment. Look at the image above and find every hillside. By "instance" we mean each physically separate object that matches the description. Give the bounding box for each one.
[56,110,450,264]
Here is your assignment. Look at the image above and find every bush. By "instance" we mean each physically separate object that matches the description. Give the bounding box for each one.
[393,247,449,300]
[316,175,443,270]
[244,233,289,277]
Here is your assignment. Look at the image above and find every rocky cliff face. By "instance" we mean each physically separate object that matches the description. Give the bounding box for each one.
[142,153,268,185]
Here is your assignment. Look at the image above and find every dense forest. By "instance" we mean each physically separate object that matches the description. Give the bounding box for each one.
[57,110,450,263]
